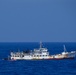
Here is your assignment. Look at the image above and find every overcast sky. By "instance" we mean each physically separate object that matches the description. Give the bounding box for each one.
[0,0,76,42]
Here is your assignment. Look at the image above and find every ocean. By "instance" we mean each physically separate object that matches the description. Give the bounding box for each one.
[0,42,76,75]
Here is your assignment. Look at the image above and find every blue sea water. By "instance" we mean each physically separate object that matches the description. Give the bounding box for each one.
[0,42,76,75]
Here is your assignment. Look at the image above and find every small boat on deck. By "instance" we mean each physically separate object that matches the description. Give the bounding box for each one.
[53,45,76,59]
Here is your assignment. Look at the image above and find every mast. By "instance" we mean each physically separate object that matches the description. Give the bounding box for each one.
[40,41,42,48]
[63,45,67,52]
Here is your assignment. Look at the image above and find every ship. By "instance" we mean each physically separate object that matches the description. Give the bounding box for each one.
[6,43,76,60]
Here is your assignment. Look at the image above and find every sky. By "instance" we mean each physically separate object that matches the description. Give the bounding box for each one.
[0,0,76,42]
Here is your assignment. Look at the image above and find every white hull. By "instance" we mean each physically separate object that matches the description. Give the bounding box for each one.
[11,52,76,60]
[11,56,50,60]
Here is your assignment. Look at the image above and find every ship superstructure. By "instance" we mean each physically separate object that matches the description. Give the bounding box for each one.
[10,42,50,60]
